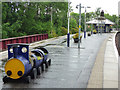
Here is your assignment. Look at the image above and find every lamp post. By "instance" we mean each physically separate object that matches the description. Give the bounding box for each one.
[98,10,105,35]
[117,16,119,31]
[95,8,101,34]
[67,0,71,47]
[100,20,104,35]
[51,7,52,35]
[84,6,91,38]
[91,14,93,35]
[76,4,84,48]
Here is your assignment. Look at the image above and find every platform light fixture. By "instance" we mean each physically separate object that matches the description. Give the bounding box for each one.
[84,6,91,38]
[76,3,84,48]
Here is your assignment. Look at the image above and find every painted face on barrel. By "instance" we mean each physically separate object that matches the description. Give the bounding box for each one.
[5,58,25,79]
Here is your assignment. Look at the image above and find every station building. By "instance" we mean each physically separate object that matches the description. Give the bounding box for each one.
[86,18,115,33]
[86,11,115,33]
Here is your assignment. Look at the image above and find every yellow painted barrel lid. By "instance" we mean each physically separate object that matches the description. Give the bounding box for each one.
[5,58,25,79]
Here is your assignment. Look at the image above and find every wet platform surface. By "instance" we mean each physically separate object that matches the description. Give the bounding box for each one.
[0,33,109,88]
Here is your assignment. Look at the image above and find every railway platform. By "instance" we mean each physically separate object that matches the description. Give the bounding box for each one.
[0,32,119,89]
[87,31,118,88]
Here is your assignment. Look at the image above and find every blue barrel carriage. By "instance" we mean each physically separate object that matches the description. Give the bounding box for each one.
[3,43,51,83]
[38,47,51,68]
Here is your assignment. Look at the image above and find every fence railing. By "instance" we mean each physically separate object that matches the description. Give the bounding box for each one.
[0,34,48,51]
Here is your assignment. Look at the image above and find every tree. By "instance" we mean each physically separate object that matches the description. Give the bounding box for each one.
[2,2,68,39]
[95,7,101,17]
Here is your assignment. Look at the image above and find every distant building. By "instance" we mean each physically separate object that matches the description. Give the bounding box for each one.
[86,18,115,33]
[86,10,115,33]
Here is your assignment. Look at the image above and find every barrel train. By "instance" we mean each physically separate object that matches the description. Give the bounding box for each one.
[3,43,51,83]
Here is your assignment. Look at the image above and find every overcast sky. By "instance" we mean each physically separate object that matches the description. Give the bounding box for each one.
[70,0,120,16]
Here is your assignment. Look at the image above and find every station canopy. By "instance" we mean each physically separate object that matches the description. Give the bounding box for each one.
[86,18,115,25]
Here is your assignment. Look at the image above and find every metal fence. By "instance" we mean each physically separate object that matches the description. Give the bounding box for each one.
[0,34,48,51]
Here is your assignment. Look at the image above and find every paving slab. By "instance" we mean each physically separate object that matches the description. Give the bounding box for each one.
[104,80,118,88]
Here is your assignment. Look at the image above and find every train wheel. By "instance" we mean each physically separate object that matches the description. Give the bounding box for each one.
[3,76,8,83]
[31,68,37,79]
[41,64,46,71]
[45,61,49,68]
[37,67,42,75]
[48,59,51,66]
[25,76,31,83]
